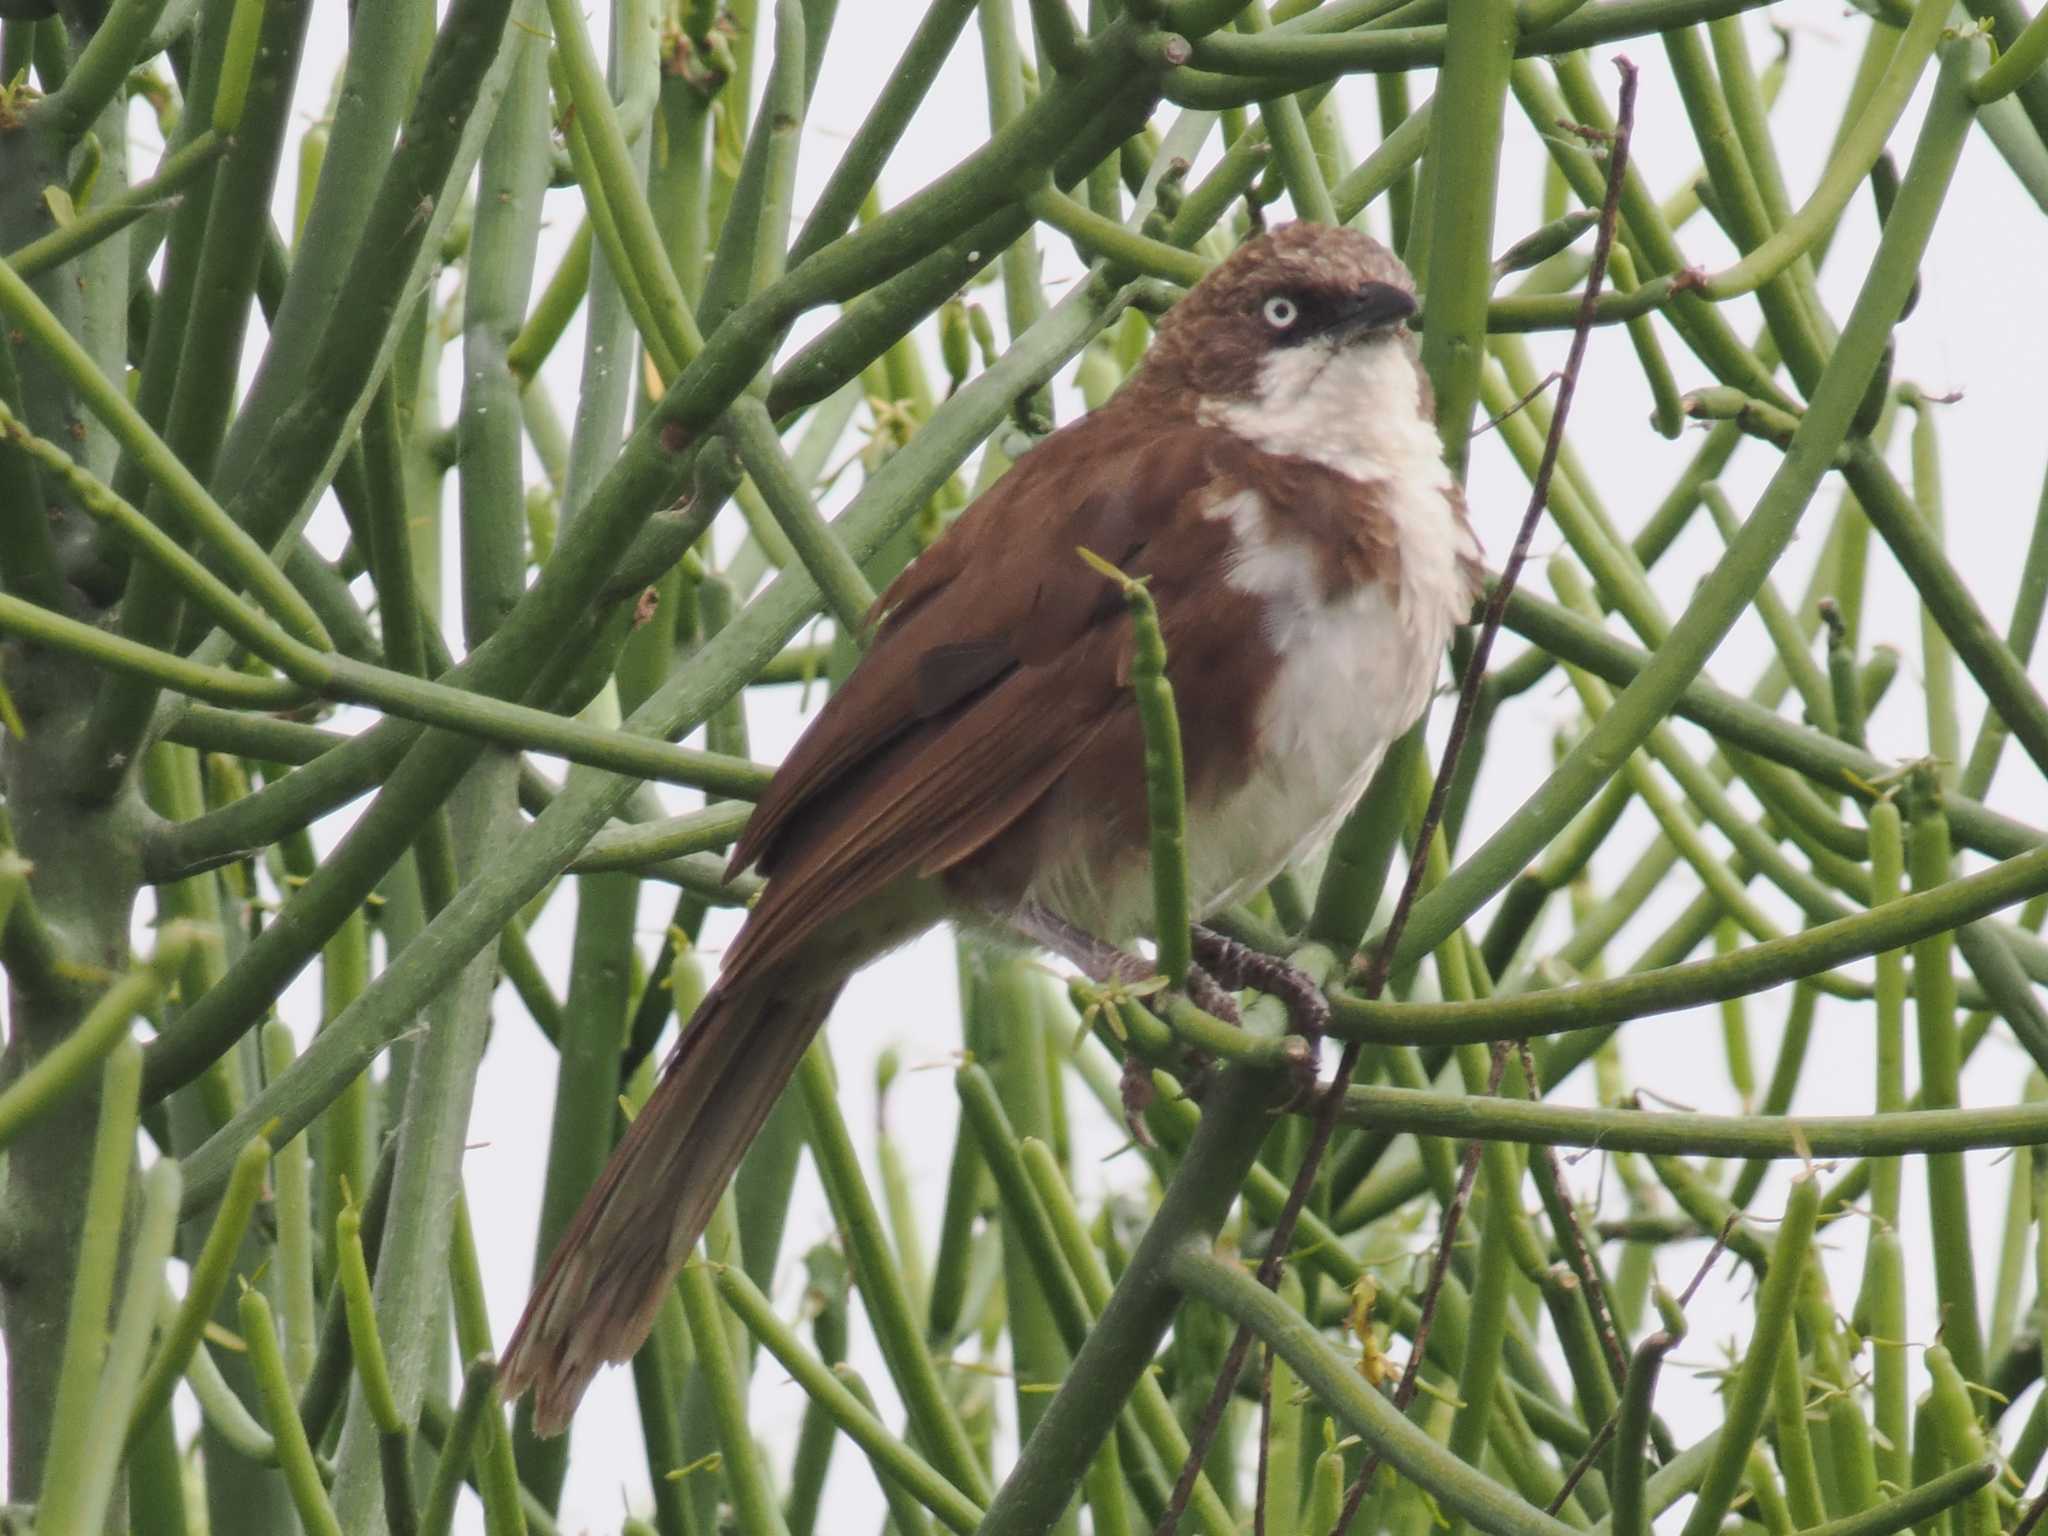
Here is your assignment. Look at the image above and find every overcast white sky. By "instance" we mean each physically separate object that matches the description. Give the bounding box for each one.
[12,1,2048,1530]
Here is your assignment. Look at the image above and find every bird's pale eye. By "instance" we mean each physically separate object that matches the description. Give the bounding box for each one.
[1261,295,1299,330]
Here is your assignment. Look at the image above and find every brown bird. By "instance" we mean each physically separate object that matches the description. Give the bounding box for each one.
[500,220,1485,1433]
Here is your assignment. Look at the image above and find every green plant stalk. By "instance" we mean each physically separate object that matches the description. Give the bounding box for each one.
[1974,1,2048,101]
[1018,1138,1236,1536]
[1335,829,2048,1044]
[1806,1278,1878,1520]
[1699,486,1833,730]
[6,130,229,280]
[1846,439,2048,784]
[1447,1164,1521,1536]
[1081,551,1193,986]
[1996,1082,2045,1358]
[1241,9,1337,224]
[729,397,877,636]
[786,1245,843,1536]
[572,804,754,873]
[238,1286,345,1536]
[419,1358,498,1536]
[205,0,514,561]
[0,257,329,649]
[1394,32,1986,967]
[1924,1348,1998,1536]
[680,1260,791,1536]
[262,1022,319,1392]
[27,0,174,138]
[977,1066,1282,1536]
[1167,1242,1576,1536]
[35,1160,182,1536]
[1417,0,1515,472]
[327,759,518,1532]
[1309,726,1422,952]
[505,221,592,384]
[338,1198,404,1434]
[513,863,634,1502]
[1610,1329,1677,1536]
[1549,628,1847,984]
[459,0,550,649]
[37,1039,144,1517]
[966,967,1076,1492]
[125,1131,270,1450]
[837,1366,939,1536]
[1496,584,2040,863]
[1959,457,2048,798]
[1907,783,1986,1385]
[788,0,980,267]
[1724,983,1816,1209]
[714,1262,983,1535]
[449,1221,529,1536]
[317,903,376,1247]
[1769,1318,1827,1528]
[798,1045,992,1502]
[1328,1075,2048,1157]
[1861,1227,1912,1496]
[1672,1175,1818,1536]
[1260,1270,1307,1536]
[182,1321,289,1466]
[0,951,175,1150]
[77,0,310,801]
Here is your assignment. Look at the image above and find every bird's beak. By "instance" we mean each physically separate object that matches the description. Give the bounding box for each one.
[1327,281,1418,342]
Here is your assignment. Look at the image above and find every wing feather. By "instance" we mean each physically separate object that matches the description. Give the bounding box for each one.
[718,419,1232,982]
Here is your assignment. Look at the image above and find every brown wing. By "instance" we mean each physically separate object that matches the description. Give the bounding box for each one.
[718,415,1245,983]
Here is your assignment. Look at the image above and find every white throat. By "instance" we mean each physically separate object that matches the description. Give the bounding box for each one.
[1201,338,1480,630]
[1206,337,1444,483]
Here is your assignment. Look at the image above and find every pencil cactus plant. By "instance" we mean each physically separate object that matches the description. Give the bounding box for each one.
[2,0,2048,1532]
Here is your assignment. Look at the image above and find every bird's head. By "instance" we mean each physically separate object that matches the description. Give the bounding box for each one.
[1128,221,1421,412]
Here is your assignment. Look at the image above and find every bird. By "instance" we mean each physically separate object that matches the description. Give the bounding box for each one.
[500,220,1485,1433]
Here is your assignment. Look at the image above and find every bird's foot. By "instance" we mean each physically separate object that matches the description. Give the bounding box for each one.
[1190,926,1332,1044]
[1183,964,1243,1026]
[1013,901,1246,1031]
[1119,1053,1159,1148]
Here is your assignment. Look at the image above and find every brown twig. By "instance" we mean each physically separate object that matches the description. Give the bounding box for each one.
[2013,1484,2048,1536]
[1518,1039,1630,1388]
[1150,56,1643,1536]
[1548,1411,1621,1516]
[1548,1220,1725,1517]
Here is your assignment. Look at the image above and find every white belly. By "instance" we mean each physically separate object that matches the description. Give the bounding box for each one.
[1186,581,1439,920]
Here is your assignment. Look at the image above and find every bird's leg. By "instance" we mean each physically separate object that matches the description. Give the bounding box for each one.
[1190,925,1332,1046]
[1009,904,1242,1025]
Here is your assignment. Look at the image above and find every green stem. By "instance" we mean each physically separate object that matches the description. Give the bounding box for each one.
[35,1162,182,1536]
[1166,1242,1577,1536]
[7,130,229,279]
[714,1262,984,1535]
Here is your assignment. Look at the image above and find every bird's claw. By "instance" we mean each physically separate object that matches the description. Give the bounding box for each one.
[1190,926,1332,1048]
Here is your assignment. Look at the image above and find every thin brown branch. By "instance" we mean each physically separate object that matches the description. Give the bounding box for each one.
[1518,1039,1630,1388]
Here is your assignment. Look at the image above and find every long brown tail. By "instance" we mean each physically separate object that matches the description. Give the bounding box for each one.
[500,979,842,1435]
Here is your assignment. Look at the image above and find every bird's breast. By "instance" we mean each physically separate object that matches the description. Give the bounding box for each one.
[1181,545,1445,922]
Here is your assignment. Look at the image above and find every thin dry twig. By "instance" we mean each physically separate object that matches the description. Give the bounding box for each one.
[1518,1038,1630,1387]
[1545,1220,1726,1517]
[1151,55,1644,1536]
[2013,1484,2048,1536]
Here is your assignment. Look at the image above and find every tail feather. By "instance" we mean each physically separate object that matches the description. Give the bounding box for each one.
[500,981,842,1434]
